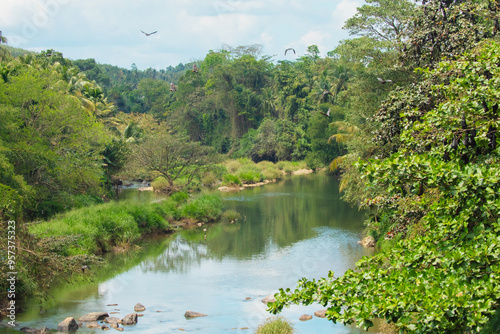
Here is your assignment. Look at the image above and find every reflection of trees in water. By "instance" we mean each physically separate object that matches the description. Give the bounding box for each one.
[140,236,209,273]
[207,173,366,260]
[137,174,367,272]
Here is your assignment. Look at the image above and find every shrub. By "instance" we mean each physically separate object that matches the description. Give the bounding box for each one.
[237,165,263,184]
[256,160,275,170]
[276,161,286,170]
[222,174,242,186]
[151,176,170,192]
[170,191,189,203]
[305,152,325,170]
[255,317,294,334]
[221,209,241,223]
[224,159,242,173]
[179,194,222,222]
[262,166,283,181]
[201,171,218,186]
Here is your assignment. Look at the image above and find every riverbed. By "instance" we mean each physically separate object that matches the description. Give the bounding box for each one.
[12,173,376,333]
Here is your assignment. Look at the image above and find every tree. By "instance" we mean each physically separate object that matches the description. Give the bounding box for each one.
[127,133,219,193]
[0,63,109,219]
[270,39,500,334]
[343,0,416,47]
[400,0,500,68]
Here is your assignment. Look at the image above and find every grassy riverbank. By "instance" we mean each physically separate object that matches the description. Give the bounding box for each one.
[150,158,311,193]
[0,192,223,311]
[28,192,221,256]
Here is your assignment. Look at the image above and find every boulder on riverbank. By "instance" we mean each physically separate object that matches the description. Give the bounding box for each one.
[78,312,109,322]
[358,236,375,247]
[134,303,146,312]
[57,317,79,332]
[184,310,207,318]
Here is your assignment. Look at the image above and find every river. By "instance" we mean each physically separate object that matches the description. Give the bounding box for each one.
[12,173,376,333]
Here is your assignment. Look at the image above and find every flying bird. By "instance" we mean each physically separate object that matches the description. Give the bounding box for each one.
[193,63,199,73]
[141,30,158,36]
[319,108,331,117]
[81,265,90,273]
[284,48,296,56]
[377,77,393,84]
[170,82,177,91]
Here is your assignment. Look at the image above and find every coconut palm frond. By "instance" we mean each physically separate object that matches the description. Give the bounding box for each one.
[328,133,352,144]
[329,155,347,172]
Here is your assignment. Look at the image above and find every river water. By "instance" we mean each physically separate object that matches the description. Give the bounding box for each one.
[13,173,376,333]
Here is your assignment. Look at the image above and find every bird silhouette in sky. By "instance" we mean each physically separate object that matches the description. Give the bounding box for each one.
[170,82,177,91]
[319,108,331,117]
[377,77,393,84]
[284,48,296,56]
[141,30,158,36]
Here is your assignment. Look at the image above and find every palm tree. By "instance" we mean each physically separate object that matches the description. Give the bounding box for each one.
[328,121,360,172]
[0,31,7,44]
[0,31,9,60]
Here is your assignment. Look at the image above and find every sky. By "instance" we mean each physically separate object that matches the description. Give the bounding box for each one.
[1,0,363,70]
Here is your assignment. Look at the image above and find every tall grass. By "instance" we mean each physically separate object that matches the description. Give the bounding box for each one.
[255,317,294,334]
[29,199,179,255]
[179,194,222,222]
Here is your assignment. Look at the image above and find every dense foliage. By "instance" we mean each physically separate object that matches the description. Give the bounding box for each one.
[271,40,500,333]
[269,0,500,333]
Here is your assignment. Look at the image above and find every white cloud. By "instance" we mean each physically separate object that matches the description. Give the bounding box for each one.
[332,0,362,30]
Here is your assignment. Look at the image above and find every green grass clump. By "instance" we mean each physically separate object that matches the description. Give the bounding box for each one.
[256,160,276,170]
[262,166,283,181]
[255,317,294,334]
[221,209,242,223]
[151,176,170,192]
[222,174,242,186]
[237,165,263,184]
[29,200,171,255]
[179,194,223,222]
[171,191,189,203]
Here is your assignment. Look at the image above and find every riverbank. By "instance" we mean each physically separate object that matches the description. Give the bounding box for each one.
[147,158,314,193]
[0,192,225,317]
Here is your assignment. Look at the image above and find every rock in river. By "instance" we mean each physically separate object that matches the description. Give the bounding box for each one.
[299,314,313,321]
[57,317,79,332]
[134,302,146,312]
[261,294,276,304]
[78,311,109,322]
[104,316,122,324]
[358,236,375,247]
[122,313,138,325]
[184,311,207,318]
[20,327,50,334]
[314,309,327,318]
